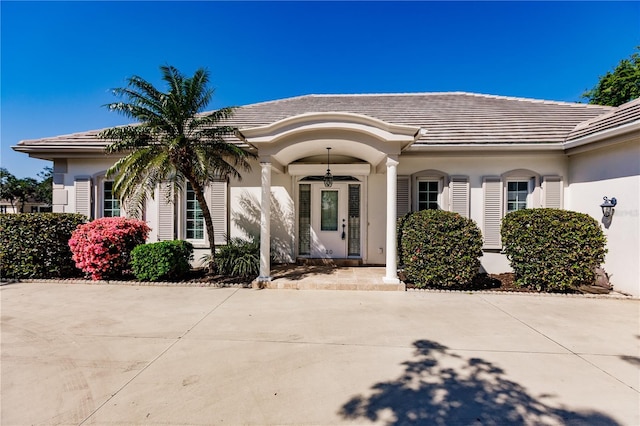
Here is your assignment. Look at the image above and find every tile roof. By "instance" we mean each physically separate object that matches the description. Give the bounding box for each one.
[228,93,613,145]
[566,97,640,141]
[15,92,614,149]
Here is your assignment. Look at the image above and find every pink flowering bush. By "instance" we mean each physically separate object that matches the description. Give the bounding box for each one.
[68,217,150,280]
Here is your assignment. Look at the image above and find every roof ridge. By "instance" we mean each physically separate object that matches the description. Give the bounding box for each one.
[238,94,314,109]
[303,92,615,109]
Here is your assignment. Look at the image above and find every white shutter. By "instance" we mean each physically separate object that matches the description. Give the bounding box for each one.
[483,177,503,249]
[157,183,175,241]
[543,176,563,209]
[209,180,228,245]
[397,176,410,218]
[450,176,470,218]
[74,176,92,218]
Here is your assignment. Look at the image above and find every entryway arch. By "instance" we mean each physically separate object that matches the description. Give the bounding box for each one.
[237,112,421,283]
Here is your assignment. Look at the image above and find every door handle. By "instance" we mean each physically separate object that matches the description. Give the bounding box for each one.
[341,220,346,240]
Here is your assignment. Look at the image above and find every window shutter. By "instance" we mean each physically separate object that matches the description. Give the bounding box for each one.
[542,176,563,209]
[450,176,470,218]
[209,180,228,245]
[483,177,503,249]
[397,176,410,217]
[157,183,175,241]
[74,176,92,218]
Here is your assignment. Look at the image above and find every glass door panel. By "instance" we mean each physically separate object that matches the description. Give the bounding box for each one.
[321,190,338,231]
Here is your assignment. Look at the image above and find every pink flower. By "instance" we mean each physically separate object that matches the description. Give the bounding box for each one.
[68,217,150,280]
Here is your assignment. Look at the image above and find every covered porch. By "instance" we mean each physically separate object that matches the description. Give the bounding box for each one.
[238,112,421,285]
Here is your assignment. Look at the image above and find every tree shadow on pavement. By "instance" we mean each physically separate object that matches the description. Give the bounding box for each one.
[339,340,620,425]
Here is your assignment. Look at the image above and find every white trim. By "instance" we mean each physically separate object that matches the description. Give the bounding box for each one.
[406,143,565,152]
[288,163,371,176]
[240,112,421,142]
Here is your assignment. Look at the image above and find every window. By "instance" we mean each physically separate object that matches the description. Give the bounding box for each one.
[298,184,311,255]
[397,173,469,218]
[506,181,529,213]
[483,170,552,250]
[186,182,204,240]
[103,181,121,217]
[31,206,52,213]
[417,180,440,210]
[0,205,7,213]
[320,190,338,231]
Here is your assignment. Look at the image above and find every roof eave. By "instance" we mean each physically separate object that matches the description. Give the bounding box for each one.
[564,120,640,155]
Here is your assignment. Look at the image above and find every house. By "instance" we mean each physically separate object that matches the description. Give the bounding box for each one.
[12,92,640,296]
[0,199,51,214]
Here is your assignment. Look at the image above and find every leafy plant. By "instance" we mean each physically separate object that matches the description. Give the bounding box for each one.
[213,238,260,278]
[131,240,193,281]
[0,213,86,279]
[501,208,607,292]
[101,65,256,273]
[68,217,150,280]
[398,210,483,288]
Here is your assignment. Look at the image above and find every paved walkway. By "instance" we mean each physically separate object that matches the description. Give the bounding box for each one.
[1,282,638,425]
[266,265,404,290]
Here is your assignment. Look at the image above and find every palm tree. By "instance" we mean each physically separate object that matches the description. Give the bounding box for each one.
[100,65,255,272]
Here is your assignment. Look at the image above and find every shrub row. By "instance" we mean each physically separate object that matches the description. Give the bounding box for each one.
[398,208,606,292]
[0,213,86,279]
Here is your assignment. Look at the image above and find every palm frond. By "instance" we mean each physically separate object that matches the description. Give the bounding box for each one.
[103,65,254,271]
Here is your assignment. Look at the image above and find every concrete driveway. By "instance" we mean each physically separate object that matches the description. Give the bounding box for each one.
[1,283,638,425]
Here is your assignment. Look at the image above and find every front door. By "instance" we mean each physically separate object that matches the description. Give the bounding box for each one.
[298,182,361,259]
[314,184,347,258]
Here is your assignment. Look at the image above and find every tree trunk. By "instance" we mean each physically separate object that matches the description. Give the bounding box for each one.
[189,179,217,274]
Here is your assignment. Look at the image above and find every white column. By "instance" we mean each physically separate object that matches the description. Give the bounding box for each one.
[258,162,272,282]
[384,156,400,284]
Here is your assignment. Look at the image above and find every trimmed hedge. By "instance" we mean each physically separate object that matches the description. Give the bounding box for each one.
[0,213,86,279]
[501,208,607,292]
[69,217,150,280]
[131,240,194,281]
[398,210,483,288]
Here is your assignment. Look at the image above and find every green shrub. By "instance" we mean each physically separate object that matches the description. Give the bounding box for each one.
[216,238,260,278]
[131,240,194,281]
[398,210,483,288]
[501,208,606,292]
[0,213,87,279]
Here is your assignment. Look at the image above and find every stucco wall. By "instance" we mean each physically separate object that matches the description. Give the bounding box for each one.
[398,153,569,273]
[228,162,296,263]
[567,139,640,297]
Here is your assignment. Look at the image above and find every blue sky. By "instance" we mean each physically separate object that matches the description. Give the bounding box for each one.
[2,1,639,178]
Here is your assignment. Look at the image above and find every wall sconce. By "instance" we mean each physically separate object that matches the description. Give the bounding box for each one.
[600,196,617,217]
[324,147,333,187]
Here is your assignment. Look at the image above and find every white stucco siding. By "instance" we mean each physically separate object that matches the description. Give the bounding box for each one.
[567,139,640,297]
[63,158,119,216]
[228,163,296,263]
[397,153,568,273]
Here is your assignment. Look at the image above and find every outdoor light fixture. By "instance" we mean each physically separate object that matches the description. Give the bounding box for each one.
[324,147,333,187]
[600,196,617,217]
